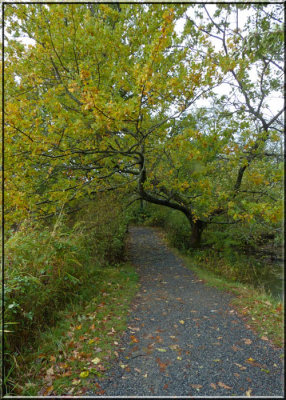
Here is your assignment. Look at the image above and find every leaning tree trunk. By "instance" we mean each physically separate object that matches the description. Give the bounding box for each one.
[189,220,205,248]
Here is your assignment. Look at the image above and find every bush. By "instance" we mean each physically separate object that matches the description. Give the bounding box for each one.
[4,193,128,353]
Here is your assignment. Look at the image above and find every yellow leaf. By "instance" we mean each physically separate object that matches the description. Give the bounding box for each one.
[179,320,185,324]
[91,357,101,364]
[80,371,89,378]
[72,379,81,385]
[246,389,252,397]
[156,348,167,352]
[43,385,54,396]
[177,356,182,360]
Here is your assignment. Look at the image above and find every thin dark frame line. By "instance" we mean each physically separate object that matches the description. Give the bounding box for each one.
[2,1,5,397]
[1,0,284,396]
[3,2,285,5]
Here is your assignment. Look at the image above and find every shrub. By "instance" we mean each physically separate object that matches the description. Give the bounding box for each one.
[4,193,128,354]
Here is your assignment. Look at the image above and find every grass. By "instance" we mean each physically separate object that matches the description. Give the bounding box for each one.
[177,250,284,348]
[11,263,139,397]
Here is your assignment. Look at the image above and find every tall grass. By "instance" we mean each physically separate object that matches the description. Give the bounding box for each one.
[4,193,128,364]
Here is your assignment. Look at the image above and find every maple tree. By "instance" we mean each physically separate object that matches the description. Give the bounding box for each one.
[5,3,283,246]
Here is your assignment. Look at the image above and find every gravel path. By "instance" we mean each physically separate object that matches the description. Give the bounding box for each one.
[88,226,284,397]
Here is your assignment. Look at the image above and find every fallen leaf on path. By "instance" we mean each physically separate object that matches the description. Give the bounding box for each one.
[261,336,269,341]
[156,348,166,352]
[191,384,202,389]
[170,336,176,339]
[128,326,140,331]
[179,320,185,324]
[243,338,252,345]
[134,368,141,373]
[143,373,148,378]
[91,357,101,364]
[232,345,239,351]
[130,335,139,343]
[218,381,232,389]
[163,384,168,389]
[156,357,170,372]
[234,363,247,371]
[246,389,252,397]
[210,383,216,389]
[177,356,182,360]
[261,368,270,373]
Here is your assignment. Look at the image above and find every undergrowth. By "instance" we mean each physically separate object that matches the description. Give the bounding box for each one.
[12,263,138,396]
[3,193,131,395]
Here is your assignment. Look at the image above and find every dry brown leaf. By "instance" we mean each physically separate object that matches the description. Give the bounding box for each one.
[191,384,202,389]
[218,381,232,389]
[43,385,54,396]
[210,383,216,389]
[128,326,140,331]
[46,366,54,377]
[243,338,252,345]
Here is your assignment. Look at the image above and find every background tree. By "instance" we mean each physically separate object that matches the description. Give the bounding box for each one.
[5,3,283,246]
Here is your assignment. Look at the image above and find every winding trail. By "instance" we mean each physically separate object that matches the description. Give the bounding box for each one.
[88,226,284,396]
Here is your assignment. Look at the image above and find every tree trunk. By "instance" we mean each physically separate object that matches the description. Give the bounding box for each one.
[190,220,205,248]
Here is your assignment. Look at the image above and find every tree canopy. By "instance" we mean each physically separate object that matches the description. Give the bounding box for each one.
[5,3,284,246]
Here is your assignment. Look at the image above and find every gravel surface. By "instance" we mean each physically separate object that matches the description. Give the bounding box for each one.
[88,226,284,397]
